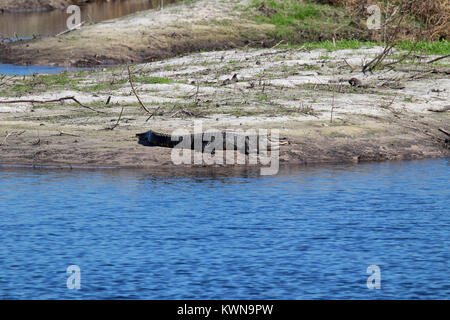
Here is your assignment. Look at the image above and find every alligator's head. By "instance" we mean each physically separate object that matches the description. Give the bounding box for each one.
[136,130,155,146]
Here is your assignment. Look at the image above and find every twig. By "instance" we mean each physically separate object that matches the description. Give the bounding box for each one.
[382,40,418,69]
[330,86,335,124]
[55,131,80,137]
[0,96,103,113]
[362,11,406,73]
[438,128,450,138]
[343,58,355,72]
[427,54,450,64]
[107,107,124,130]
[362,44,395,74]
[170,109,195,118]
[270,40,284,49]
[1,130,25,146]
[127,65,157,120]
[56,22,85,36]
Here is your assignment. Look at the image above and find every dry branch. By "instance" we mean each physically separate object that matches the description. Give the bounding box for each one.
[127,65,161,121]
[127,65,151,114]
[427,54,450,64]
[106,107,124,130]
[0,96,103,113]
[1,130,25,146]
[55,22,85,37]
[438,128,450,138]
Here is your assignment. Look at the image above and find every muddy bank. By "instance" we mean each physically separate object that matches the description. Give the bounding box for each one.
[0,46,449,168]
[0,0,274,66]
[0,122,447,170]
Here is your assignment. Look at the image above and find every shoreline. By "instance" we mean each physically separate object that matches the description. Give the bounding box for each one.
[0,155,448,173]
[0,1,449,170]
[1,45,449,169]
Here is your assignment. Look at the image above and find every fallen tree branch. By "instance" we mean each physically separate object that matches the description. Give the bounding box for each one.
[342,58,355,72]
[55,22,85,37]
[0,130,25,146]
[127,65,150,114]
[0,96,103,113]
[106,107,124,130]
[127,65,159,121]
[438,128,450,138]
[362,44,395,74]
[427,54,450,64]
[54,131,80,137]
[393,68,450,75]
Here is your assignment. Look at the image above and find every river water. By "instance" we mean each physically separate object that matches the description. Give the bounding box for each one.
[0,159,449,299]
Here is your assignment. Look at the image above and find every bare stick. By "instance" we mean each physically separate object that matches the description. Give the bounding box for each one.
[56,22,85,37]
[438,128,450,138]
[343,58,355,72]
[1,130,25,146]
[107,107,124,130]
[146,106,162,121]
[127,65,152,115]
[427,54,450,64]
[0,96,103,113]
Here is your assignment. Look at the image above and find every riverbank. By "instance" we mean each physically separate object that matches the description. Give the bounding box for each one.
[0,0,321,67]
[0,46,449,169]
[1,0,448,67]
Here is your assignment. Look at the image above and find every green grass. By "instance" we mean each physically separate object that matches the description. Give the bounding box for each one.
[248,0,448,56]
[132,76,174,84]
[396,40,450,55]
[248,0,356,43]
[281,39,449,56]
[5,71,78,95]
[302,40,379,51]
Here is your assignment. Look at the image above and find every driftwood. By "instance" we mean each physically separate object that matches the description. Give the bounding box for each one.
[0,96,103,113]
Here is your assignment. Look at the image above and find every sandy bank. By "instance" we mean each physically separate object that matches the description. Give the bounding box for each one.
[0,47,449,169]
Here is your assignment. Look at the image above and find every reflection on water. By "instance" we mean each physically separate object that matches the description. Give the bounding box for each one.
[0,159,449,299]
[0,0,177,38]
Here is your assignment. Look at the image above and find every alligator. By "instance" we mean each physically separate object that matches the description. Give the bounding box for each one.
[136,130,287,154]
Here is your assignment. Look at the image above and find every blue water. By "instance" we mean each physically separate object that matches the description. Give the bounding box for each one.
[0,63,78,76]
[0,159,449,299]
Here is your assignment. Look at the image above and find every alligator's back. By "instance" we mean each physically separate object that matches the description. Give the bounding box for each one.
[136,130,284,154]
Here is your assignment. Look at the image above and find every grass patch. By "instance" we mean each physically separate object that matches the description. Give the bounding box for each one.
[133,76,174,84]
[396,40,450,55]
[248,0,359,44]
[302,39,379,51]
[283,39,449,56]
